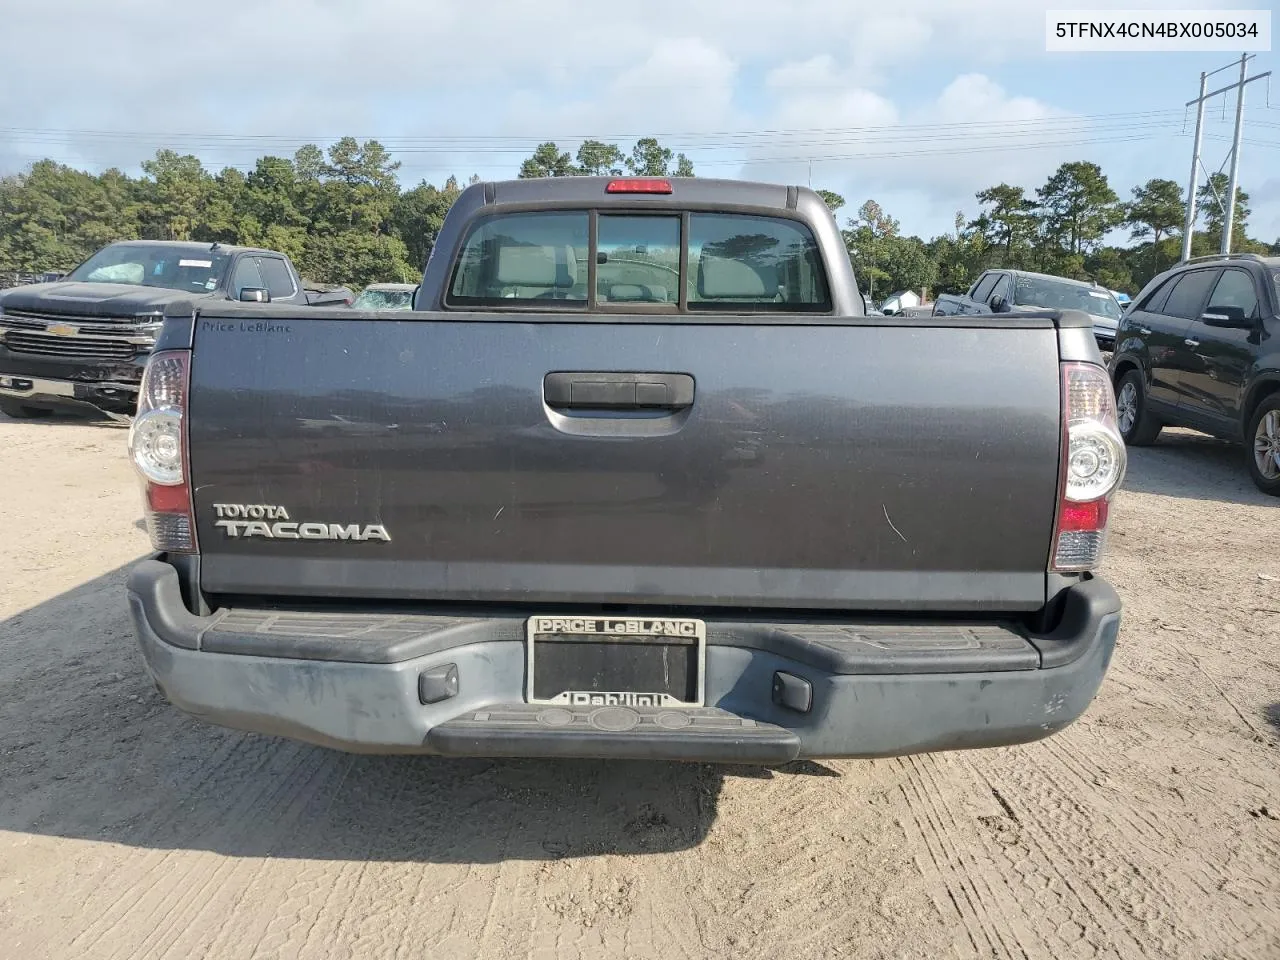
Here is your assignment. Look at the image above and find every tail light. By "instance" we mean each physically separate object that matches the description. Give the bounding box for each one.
[129,350,195,553]
[1051,362,1126,571]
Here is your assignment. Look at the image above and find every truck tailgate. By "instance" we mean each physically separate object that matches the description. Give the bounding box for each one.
[188,314,1062,611]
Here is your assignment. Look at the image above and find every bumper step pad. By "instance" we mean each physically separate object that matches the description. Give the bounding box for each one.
[428,703,800,764]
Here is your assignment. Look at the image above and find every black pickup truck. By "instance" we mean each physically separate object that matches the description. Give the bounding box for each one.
[0,240,347,419]
[934,269,1125,350]
[125,176,1125,764]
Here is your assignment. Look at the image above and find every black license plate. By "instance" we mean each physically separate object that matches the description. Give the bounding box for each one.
[526,615,706,707]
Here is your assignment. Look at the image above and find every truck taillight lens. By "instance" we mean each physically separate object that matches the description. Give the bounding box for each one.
[1052,362,1126,571]
[129,350,195,553]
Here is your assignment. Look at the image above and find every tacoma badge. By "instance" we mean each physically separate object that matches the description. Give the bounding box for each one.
[211,503,391,542]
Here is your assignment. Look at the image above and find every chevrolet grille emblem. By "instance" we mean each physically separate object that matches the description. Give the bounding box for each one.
[46,323,79,337]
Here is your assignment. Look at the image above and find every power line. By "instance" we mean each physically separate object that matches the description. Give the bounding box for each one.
[3,120,1199,157]
[699,133,1178,166]
[4,131,1188,176]
[0,108,1192,146]
[0,111,1212,163]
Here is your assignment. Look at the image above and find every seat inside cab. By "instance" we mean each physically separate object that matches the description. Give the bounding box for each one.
[694,254,783,303]
[493,244,585,300]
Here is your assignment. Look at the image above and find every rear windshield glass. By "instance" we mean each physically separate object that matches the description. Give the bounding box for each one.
[1012,276,1122,320]
[447,210,829,312]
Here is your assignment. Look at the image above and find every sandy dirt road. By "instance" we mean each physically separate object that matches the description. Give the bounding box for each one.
[0,413,1277,960]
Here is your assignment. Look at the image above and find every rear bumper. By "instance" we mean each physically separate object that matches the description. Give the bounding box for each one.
[127,560,1121,762]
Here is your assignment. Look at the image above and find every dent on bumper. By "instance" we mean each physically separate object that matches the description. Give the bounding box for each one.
[127,560,1121,761]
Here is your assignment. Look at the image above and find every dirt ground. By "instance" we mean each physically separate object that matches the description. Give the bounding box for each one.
[0,412,1276,960]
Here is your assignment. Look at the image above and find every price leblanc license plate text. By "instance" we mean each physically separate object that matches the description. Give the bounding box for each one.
[532,617,698,637]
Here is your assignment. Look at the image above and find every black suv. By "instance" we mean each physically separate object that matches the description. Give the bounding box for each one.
[1108,253,1280,496]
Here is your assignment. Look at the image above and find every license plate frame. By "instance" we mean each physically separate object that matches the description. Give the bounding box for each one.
[525,615,707,708]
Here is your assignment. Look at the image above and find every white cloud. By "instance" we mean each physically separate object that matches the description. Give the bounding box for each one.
[731,70,1066,229]
[0,1,1069,143]
[504,38,739,136]
[0,0,1259,238]
[929,73,1059,125]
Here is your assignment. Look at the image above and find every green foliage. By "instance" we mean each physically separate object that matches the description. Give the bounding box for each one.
[0,139,423,286]
[393,177,464,270]
[927,231,985,295]
[518,142,576,179]
[971,183,1037,266]
[1196,172,1253,252]
[139,150,212,241]
[1124,178,1183,245]
[619,138,693,178]
[843,158,1266,300]
[1083,247,1133,292]
[843,200,937,298]
[513,138,694,180]
[816,190,845,214]
[1112,178,1185,287]
[305,231,414,288]
[842,200,901,298]
[1035,161,1122,257]
[0,136,699,285]
[576,141,625,177]
[881,236,939,296]
[627,138,672,177]
[0,161,142,273]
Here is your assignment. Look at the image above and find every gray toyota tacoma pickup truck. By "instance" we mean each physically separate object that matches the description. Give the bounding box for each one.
[125,176,1125,764]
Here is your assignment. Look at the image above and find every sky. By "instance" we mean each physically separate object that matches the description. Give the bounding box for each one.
[1,0,1277,243]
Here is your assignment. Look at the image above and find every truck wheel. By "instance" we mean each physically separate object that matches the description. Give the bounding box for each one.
[0,399,54,419]
[1246,395,1280,497]
[1115,369,1161,446]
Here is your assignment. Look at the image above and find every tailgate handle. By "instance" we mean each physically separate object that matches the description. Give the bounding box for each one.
[544,372,694,410]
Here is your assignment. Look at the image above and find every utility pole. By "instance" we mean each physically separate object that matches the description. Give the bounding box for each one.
[1180,71,1206,263]
[1182,55,1270,260]
[1222,55,1249,254]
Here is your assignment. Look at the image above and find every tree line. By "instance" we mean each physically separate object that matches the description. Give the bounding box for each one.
[0,136,697,289]
[0,138,466,289]
[1,138,1275,293]
[821,161,1276,302]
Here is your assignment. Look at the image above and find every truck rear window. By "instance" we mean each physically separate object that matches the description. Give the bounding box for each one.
[597,216,680,304]
[688,214,827,310]
[448,213,589,303]
[447,211,829,312]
